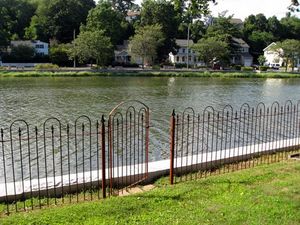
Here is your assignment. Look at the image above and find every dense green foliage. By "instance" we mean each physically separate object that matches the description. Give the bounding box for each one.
[192,37,229,67]
[84,1,127,46]
[0,160,299,224]
[34,63,59,70]
[26,0,95,43]
[243,13,300,60]
[0,0,300,66]
[49,43,73,67]
[0,0,36,48]
[140,0,179,61]
[69,30,113,66]
[129,24,164,67]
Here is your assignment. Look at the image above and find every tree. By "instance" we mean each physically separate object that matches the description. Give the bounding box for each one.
[50,43,73,66]
[243,14,276,60]
[10,44,36,62]
[84,1,126,46]
[192,37,230,68]
[173,0,215,20]
[69,30,113,67]
[0,0,36,47]
[26,0,95,43]
[271,39,300,72]
[258,55,267,66]
[280,15,300,40]
[267,16,283,40]
[140,0,179,62]
[248,31,274,56]
[205,15,241,41]
[204,15,241,60]
[129,24,165,68]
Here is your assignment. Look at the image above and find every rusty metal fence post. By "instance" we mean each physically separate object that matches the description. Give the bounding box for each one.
[170,110,176,185]
[101,115,106,199]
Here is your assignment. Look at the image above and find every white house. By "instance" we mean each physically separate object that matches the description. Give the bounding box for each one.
[263,42,284,67]
[263,42,300,68]
[231,38,253,66]
[10,40,49,56]
[169,39,204,67]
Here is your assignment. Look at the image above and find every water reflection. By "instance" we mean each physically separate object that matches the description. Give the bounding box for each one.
[1,76,300,160]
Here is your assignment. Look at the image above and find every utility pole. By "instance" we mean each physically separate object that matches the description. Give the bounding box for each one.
[187,23,190,70]
[73,29,76,68]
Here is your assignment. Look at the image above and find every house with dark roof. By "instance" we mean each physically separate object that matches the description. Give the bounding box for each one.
[231,38,253,66]
[168,39,204,66]
[114,40,143,65]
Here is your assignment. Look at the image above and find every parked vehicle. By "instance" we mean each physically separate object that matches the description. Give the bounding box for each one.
[270,63,280,70]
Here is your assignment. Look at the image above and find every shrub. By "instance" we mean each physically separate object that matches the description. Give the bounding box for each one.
[160,61,173,67]
[0,66,5,70]
[241,66,253,72]
[111,62,139,68]
[196,65,208,69]
[50,44,73,67]
[233,65,242,71]
[34,63,59,70]
[152,64,160,70]
[259,66,269,71]
[175,63,187,69]
[10,44,35,62]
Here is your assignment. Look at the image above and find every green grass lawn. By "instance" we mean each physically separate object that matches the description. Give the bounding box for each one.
[1,160,299,225]
[1,70,300,78]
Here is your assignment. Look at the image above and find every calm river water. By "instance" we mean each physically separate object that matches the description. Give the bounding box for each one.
[1,76,300,160]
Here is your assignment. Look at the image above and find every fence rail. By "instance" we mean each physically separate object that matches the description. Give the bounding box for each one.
[0,99,299,215]
[169,100,300,184]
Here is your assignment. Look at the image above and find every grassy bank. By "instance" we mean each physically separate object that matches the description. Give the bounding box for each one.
[1,70,300,78]
[1,160,299,225]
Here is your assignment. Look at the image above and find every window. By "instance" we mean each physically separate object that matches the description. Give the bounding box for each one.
[182,56,185,62]
[176,56,179,62]
[194,56,197,62]
[188,56,191,61]
[35,44,44,49]
[182,48,185,53]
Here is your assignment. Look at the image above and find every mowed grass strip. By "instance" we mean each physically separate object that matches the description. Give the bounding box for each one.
[1,70,300,78]
[1,160,300,225]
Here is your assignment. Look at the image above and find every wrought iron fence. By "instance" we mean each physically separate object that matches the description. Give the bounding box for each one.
[0,116,105,214]
[1,99,299,215]
[169,100,300,184]
[0,100,150,215]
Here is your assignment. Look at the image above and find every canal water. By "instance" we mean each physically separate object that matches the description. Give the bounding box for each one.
[1,76,300,161]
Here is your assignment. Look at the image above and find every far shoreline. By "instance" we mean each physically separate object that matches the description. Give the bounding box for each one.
[0,69,300,79]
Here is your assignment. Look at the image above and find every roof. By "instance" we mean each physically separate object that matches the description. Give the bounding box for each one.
[175,39,194,47]
[232,38,249,48]
[127,11,140,17]
[263,42,277,51]
[114,50,129,56]
[229,18,243,25]
[11,40,48,45]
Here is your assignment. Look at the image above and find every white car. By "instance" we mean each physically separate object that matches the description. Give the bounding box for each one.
[269,63,280,70]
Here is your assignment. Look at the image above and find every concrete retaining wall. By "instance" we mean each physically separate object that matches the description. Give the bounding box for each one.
[0,137,299,201]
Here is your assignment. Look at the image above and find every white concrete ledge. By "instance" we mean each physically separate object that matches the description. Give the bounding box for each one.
[0,137,299,201]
